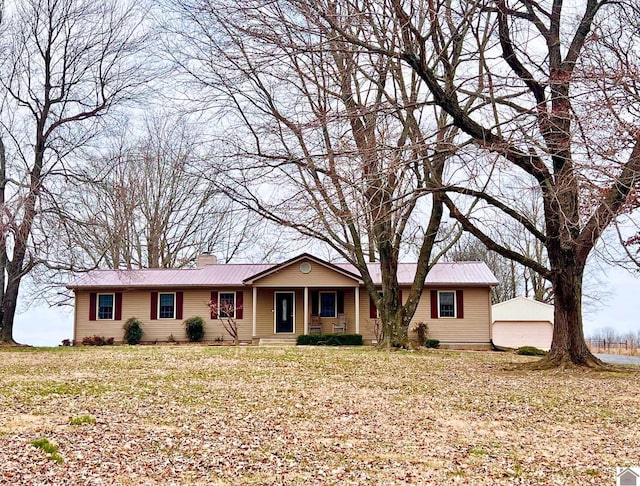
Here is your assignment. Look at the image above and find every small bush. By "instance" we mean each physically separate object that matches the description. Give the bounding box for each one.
[411,321,428,347]
[70,415,96,426]
[81,336,115,346]
[123,317,144,345]
[425,339,440,349]
[31,438,63,464]
[184,316,205,342]
[297,334,363,346]
[516,346,548,356]
[61,339,72,347]
[168,334,176,343]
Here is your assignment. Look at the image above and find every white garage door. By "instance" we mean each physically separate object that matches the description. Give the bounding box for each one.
[492,321,553,351]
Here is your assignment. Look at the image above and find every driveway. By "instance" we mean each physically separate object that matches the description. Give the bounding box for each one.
[596,354,640,365]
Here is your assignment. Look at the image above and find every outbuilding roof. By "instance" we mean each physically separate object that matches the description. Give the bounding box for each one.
[492,296,554,323]
[67,254,497,289]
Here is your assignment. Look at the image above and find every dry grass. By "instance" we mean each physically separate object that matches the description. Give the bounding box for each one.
[0,346,638,485]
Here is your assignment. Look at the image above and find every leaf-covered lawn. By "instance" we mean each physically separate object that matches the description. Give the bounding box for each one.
[0,346,638,485]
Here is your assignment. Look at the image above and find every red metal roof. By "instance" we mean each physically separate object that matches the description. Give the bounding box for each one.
[335,262,498,286]
[67,264,275,289]
[67,257,497,289]
[243,253,363,284]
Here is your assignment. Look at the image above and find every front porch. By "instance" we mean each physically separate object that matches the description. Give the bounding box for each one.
[250,286,363,339]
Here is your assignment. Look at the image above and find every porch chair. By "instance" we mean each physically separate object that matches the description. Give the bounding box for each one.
[333,313,347,334]
[309,315,322,335]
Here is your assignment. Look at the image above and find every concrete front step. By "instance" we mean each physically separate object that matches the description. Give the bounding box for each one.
[258,338,297,346]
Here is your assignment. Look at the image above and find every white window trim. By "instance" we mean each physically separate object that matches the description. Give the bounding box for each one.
[319,291,337,318]
[438,290,457,318]
[158,292,176,320]
[218,291,236,319]
[97,293,115,321]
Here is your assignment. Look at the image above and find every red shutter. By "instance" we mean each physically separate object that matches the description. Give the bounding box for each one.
[398,289,403,306]
[210,291,218,319]
[337,290,344,314]
[369,294,378,318]
[151,292,158,320]
[236,291,243,319]
[115,292,122,320]
[456,290,464,319]
[176,292,184,320]
[89,293,97,321]
[430,290,438,319]
[311,290,319,315]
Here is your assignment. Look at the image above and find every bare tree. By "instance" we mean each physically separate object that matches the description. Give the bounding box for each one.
[166,0,490,346]
[306,0,640,367]
[448,197,553,304]
[448,235,519,304]
[0,0,149,343]
[208,299,241,345]
[58,113,262,270]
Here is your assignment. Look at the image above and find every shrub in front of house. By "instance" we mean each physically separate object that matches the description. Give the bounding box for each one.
[123,317,144,345]
[81,336,115,346]
[297,334,363,346]
[411,321,428,347]
[184,316,205,342]
[516,346,548,356]
[425,339,440,349]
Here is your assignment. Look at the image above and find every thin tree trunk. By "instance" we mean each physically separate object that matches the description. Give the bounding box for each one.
[0,273,20,344]
[0,136,6,341]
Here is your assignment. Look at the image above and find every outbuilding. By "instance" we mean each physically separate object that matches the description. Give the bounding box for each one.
[491,297,554,350]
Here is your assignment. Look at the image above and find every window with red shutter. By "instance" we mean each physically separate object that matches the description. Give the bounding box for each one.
[236,291,243,319]
[150,292,158,320]
[210,291,218,319]
[89,292,97,321]
[115,292,122,320]
[430,290,438,319]
[369,295,377,319]
[219,292,236,318]
[456,290,464,319]
[176,292,184,320]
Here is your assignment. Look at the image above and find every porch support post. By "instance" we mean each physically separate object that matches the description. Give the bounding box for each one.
[355,285,360,334]
[304,287,309,334]
[252,287,257,338]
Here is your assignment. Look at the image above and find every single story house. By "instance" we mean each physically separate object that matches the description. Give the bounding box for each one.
[491,296,554,350]
[67,253,498,347]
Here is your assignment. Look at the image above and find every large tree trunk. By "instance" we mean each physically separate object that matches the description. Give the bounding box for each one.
[534,255,604,369]
[378,308,407,348]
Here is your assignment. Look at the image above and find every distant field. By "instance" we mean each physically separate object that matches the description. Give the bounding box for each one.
[0,346,638,485]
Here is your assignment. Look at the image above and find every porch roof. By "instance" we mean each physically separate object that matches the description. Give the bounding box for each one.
[67,255,497,289]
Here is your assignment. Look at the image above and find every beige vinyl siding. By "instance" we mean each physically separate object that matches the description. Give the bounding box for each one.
[357,286,491,343]
[253,260,359,287]
[75,284,491,344]
[410,287,491,343]
[357,289,378,341]
[74,288,254,343]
